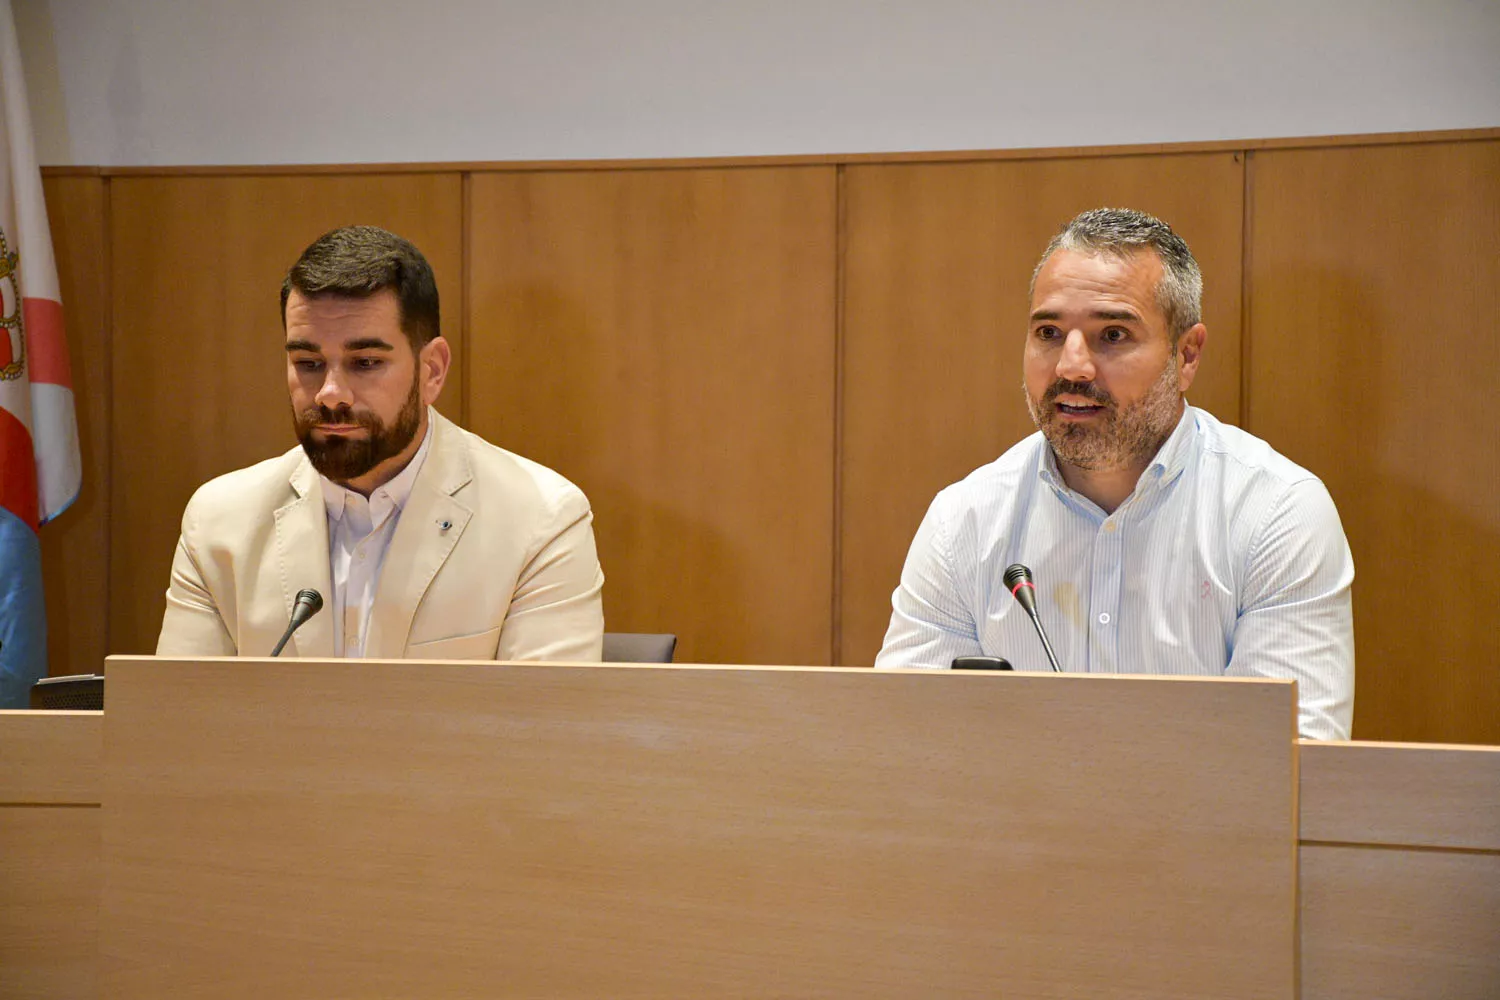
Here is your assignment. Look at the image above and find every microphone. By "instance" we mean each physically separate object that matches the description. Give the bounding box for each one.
[1003,564,1062,673]
[269,589,324,657]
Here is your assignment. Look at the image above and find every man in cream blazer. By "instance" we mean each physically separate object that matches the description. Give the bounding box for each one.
[157,226,603,661]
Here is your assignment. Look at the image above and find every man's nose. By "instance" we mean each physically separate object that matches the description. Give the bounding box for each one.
[314,366,354,410]
[1055,329,1095,382]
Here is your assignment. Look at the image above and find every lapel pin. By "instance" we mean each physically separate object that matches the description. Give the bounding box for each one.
[438,519,453,532]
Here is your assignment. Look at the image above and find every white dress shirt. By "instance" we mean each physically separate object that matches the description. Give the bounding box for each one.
[320,424,434,657]
[876,405,1355,740]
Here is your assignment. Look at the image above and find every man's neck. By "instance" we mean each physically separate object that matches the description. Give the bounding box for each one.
[1056,458,1149,515]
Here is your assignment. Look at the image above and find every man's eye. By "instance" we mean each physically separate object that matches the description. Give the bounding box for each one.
[353,357,386,370]
[1035,326,1060,341]
[1102,328,1128,343]
[292,358,323,372]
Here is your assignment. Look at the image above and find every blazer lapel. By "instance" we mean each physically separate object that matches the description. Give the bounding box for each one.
[364,413,474,659]
[274,457,335,658]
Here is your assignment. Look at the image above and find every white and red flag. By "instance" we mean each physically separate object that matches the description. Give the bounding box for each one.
[0,0,81,705]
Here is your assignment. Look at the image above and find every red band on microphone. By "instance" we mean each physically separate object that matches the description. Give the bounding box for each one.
[1010,580,1036,599]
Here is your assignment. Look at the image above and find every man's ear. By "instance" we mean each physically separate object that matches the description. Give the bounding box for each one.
[419,336,452,406]
[1177,323,1207,391]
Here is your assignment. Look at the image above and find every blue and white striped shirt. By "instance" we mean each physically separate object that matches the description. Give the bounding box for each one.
[875,406,1355,740]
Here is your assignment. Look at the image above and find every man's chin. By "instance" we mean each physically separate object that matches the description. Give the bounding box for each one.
[300,439,377,483]
[1042,425,1115,470]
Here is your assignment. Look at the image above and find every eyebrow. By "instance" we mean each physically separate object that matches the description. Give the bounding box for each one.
[1029,309,1143,323]
[284,337,397,353]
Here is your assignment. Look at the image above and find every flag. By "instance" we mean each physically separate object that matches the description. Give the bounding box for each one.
[0,0,81,707]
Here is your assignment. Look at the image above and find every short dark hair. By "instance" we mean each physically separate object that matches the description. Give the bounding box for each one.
[281,226,440,349]
[1030,208,1202,341]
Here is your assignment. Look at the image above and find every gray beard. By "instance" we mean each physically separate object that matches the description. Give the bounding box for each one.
[1025,356,1182,473]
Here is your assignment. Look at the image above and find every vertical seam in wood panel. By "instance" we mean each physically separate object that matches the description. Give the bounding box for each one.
[831,165,847,666]
[101,176,114,660]
[1240,150,1254,432]
[460,171,472,428]
[1292,716,1303,1000]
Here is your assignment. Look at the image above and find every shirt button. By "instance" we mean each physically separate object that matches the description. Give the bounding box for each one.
[1098,612,1111,625]
[356,550,366,561]
[1103,521,1118,533]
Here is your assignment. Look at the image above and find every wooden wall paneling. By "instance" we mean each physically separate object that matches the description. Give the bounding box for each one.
[467,167,837,666]
[40,175,110,677]
[840,154,1245,665]
[106,174,464,655]
[1247,140,1500,743]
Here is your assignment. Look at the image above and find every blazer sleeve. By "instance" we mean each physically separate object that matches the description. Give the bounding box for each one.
[493,491,605,663]
[156,503,237,657]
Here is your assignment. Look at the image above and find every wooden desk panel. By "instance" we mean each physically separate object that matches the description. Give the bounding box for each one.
[1300,740,1500,850]
[0,710,101,804]
[1299,740,1500,1000]
[0,712,102,1000]
[1301,846,1500,1000]
[101,660,1295,999]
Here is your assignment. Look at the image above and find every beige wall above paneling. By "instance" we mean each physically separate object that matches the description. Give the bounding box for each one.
[106,175,464,654]
[467,167,837,666]
[839,154,1245,665]
[1247,139,1500,743]
[40,175,110,678]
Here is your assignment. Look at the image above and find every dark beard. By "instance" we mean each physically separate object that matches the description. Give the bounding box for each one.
[294,377,423,484]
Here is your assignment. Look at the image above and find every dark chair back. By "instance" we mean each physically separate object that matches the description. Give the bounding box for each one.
[601,633,677,663]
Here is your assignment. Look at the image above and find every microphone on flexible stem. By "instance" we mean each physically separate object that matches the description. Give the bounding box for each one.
[1003,564,1062,673]
[270,589,324,657]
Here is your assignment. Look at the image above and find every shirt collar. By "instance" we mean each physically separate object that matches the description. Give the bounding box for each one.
[320,415,435,526]
[1143,403,1195,488]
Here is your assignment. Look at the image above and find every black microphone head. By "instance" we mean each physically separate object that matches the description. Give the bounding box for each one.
[1004,563,1039,616]
[294,589,324,615]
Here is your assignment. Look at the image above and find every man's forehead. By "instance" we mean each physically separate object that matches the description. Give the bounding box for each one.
[285,289,405,345]
[1037,246,1161,281]
[1030,248,1164,310]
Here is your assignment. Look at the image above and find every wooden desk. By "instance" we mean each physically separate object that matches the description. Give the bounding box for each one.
[3,663,1497,999]
[99,659,1297,999]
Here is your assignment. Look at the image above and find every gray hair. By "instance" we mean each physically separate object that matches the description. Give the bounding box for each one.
[1029,208,1202,340]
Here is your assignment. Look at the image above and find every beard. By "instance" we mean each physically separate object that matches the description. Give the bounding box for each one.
[1024,355,1182,473]
[293,376,423,484]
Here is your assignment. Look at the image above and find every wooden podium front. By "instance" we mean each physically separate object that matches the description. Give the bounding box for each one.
[98,658,1297,999]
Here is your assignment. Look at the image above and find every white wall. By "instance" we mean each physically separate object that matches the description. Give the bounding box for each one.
[15,0,1500,167]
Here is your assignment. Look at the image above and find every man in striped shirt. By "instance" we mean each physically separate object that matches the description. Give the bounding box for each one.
[876,208,1354,740]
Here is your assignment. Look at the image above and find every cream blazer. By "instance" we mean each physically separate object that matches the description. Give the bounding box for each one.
[156,410,604,661]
